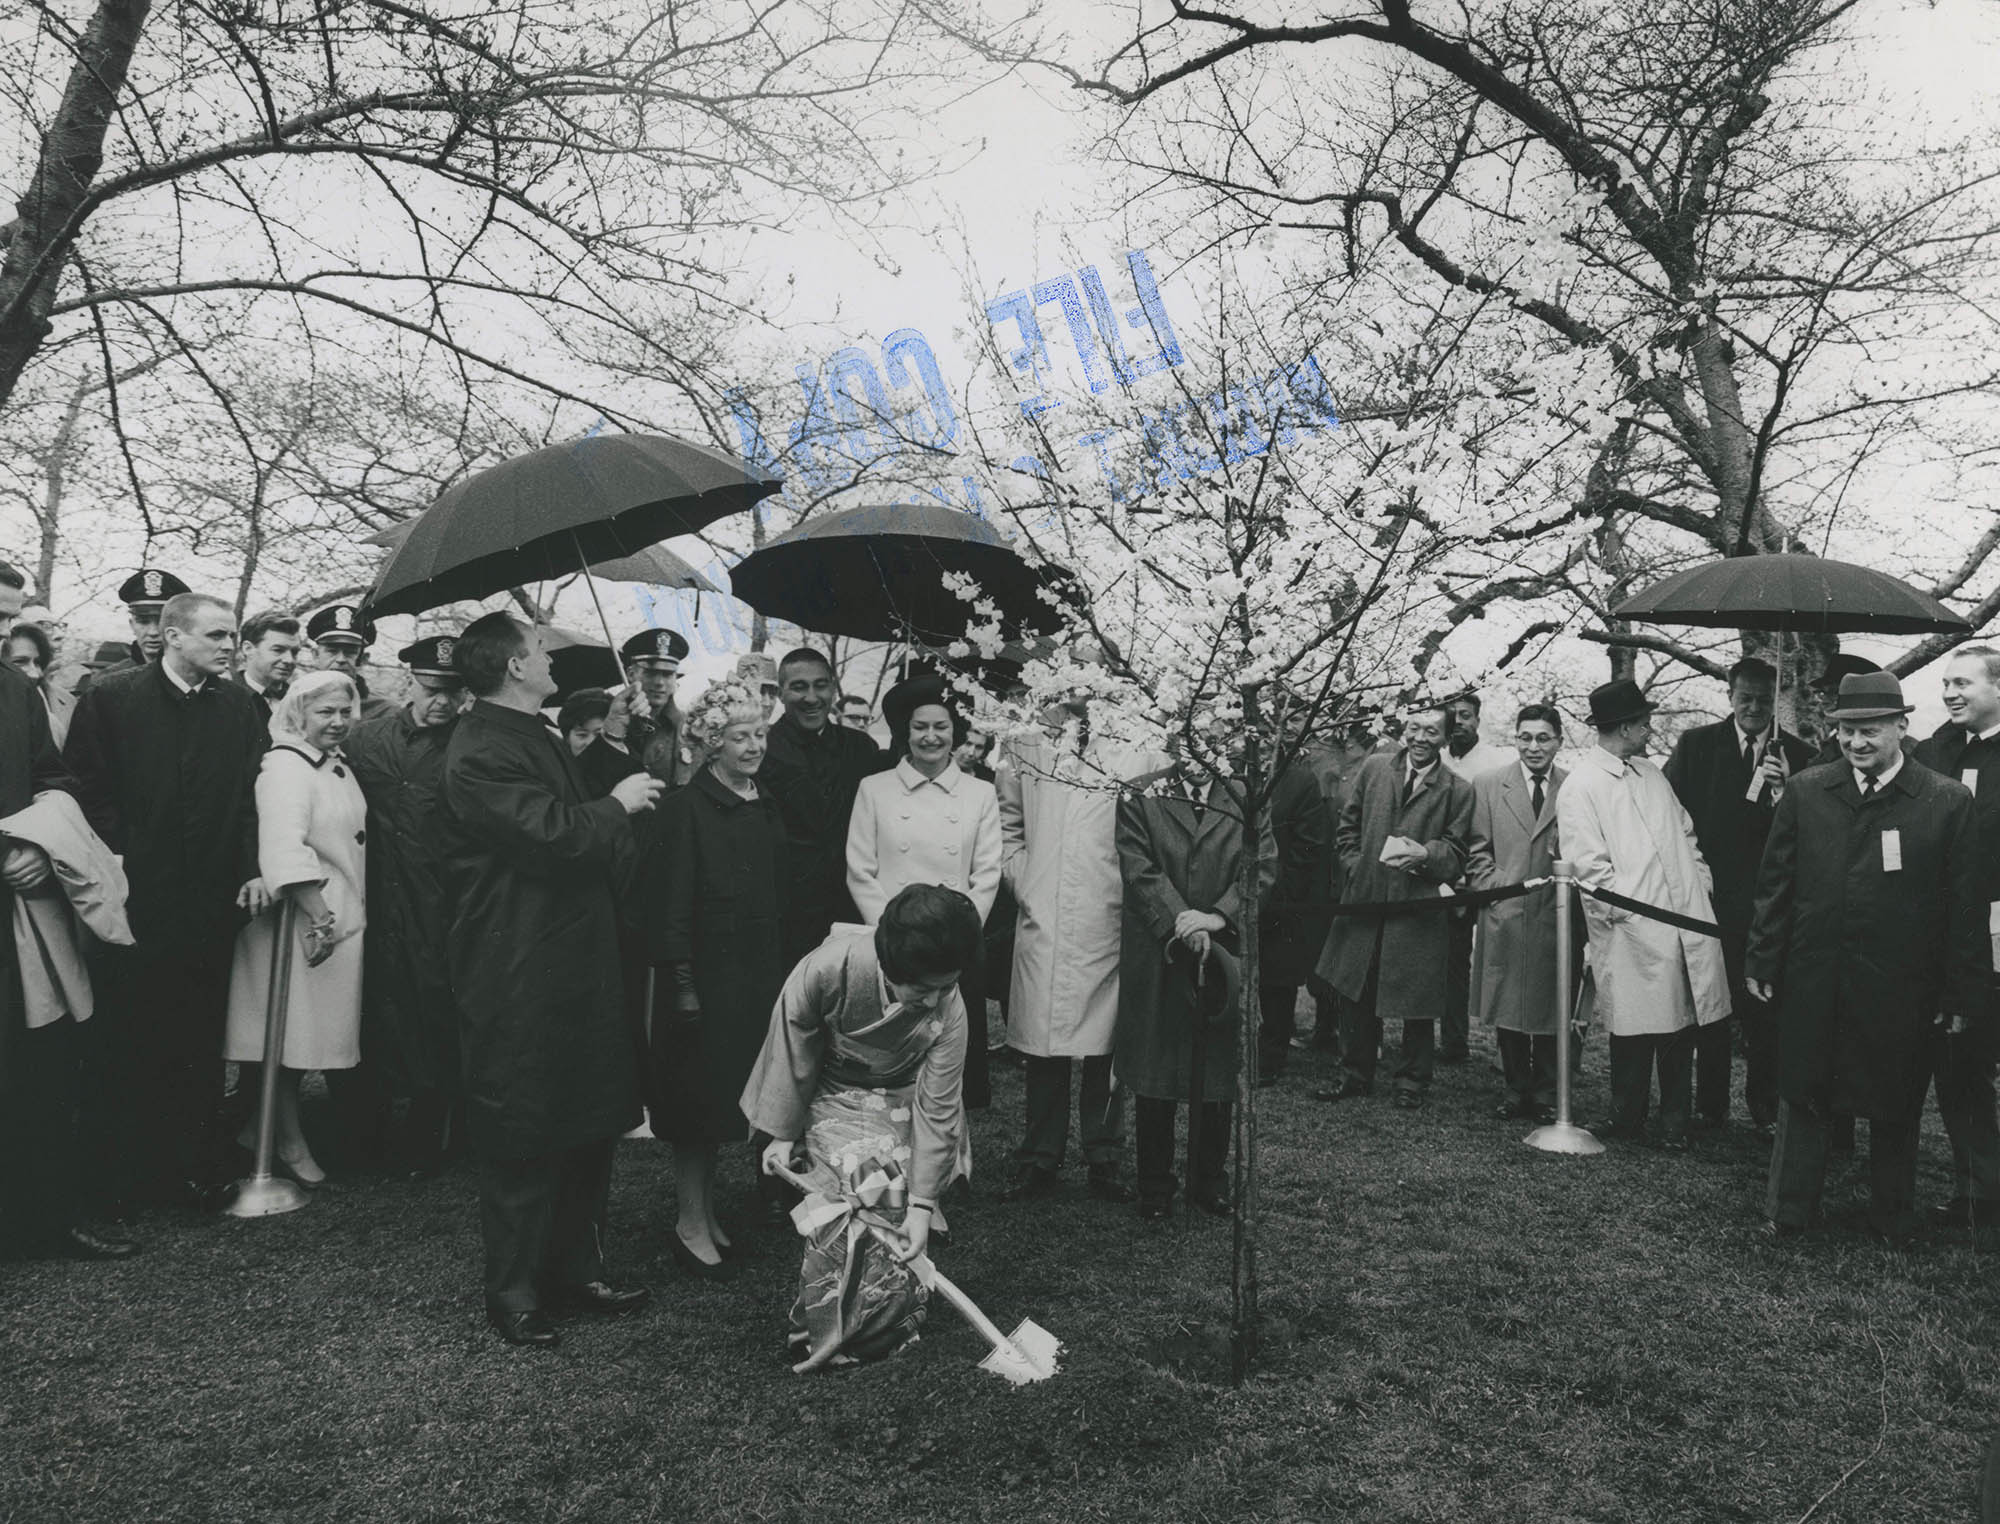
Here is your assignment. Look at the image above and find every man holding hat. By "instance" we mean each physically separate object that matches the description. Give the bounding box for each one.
[1749,671,1985,1240]
[345,634,470,1171]
[620,627,695,786]
[75,569,190,694]
[306,605,392,721]
[1557,678,1730,1149]
[1315,701,1476,1110]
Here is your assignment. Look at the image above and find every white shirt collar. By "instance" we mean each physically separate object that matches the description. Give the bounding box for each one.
[1520,759,1551,789]
[1736,723,1768,756]
[161,661,203,696]
[1855,753,1905,793]
[1977,722,2000,743]
[894,756,962,793]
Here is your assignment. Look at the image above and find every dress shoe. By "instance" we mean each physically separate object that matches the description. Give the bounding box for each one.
[1929,1198,1999,1230]
[670,1234,740,1281]
[1598,1122,1645,1142]
[1137,1197,1172,1221]
[1087,1168,1135,1204]
[1690,1114,1726,1134]
[1188,1187,1234,1219]
[1437,1048,1469,1066]
[1392,1091,1421,1111]
[1313,1082,1371,1103]
[1657,1132,1690,1152]
[1758,1220,1805,1243]
[165,1177,228,1213]
[551,1280,651,1317]
[1529,1105,1559,1127]
[998,1165,1060,1203]
[487,1308,560,1347]
[61,1226,140,1261]
[1492,1100,1535,1122]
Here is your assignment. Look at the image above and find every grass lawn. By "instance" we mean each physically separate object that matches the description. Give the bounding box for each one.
[4,1029,1996,1524]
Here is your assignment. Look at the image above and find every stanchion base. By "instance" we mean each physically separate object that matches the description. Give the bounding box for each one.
[223,1174,312,1218]
[1523,1122,1605,1156]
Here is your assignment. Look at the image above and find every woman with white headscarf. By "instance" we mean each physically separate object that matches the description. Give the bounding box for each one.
[223,669,368,1185]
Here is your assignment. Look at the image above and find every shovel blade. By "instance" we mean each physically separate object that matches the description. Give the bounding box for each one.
[977,1318,1062,1384]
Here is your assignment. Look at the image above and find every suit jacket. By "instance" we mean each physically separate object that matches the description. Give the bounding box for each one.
[62,662,264,950]
[1466,762,1576,1035]
[1664,720,1813,936]
[230,669,279,727]
[1913,721,2000,906]
[1747,758,1984,1121]
[1113,772,1277,1101]
[1316,749,1473,1024]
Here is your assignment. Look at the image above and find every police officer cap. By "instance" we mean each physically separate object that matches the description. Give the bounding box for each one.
[307,604,374,646]
[620,627,688,669]
[399,634,462,679]
[117,568,190,608]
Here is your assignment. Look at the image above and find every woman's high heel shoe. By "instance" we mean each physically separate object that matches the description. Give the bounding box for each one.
[670,1232,739,1281]
[274,1150,326,1188]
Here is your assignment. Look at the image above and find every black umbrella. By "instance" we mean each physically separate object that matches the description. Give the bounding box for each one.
[364,518,723,594]
[1613,553,1969,636]
[365,433,779,620]
[728,502,1076,644]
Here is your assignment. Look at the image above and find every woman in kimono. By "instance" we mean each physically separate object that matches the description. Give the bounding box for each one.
[223,670,367,1185]
[637,680,788,1277]
[743,884,979,1371]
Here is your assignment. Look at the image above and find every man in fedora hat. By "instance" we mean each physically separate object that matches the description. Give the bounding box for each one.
[1558,677,1731,1149]
[1749,671,1984,1241]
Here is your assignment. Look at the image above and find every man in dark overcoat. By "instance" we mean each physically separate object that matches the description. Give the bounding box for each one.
[440,614,664,1347]
[345,634,467,1171]
[1664,657,1814,1134]
[1465,704,1579,1122]
[0,661,138,1259]
[64,592,266,1212]
[1254,746,1331,1086]
[1748,672,1985,1242]
[1910,644,2000,1228]
[1315,704,1475,1109]
[762,647,884,963]
[1113,757,1275,1219]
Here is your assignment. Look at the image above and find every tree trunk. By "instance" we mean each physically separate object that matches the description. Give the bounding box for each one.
[1230,681,1264,1387]
[0,0,153,413]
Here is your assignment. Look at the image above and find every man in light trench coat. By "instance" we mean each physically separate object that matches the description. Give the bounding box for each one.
[1558,678,1732,1150]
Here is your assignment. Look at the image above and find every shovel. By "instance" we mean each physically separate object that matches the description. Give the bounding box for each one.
[768,1157,1061,1384]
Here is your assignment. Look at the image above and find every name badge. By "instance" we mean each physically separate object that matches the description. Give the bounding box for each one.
[1881,829,1903,873]
[1965,769,1979,798]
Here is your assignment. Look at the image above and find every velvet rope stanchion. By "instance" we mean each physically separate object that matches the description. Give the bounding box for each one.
[1524,859,1603,1158]
[225,898,312,1219]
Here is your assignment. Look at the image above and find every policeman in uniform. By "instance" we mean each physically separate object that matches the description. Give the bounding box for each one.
[345,635,469,1171]
[619,628,694,786]
[306,605,393,721]
[75,569,190,693]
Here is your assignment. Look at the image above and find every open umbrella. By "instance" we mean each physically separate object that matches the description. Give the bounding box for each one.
[728,502,1076,644]
[364,518,723,594]
[1613,553,1969,636]
[365,433,778,621]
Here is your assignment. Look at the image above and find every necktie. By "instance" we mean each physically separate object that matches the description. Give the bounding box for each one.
[1530,773,1546,818]
[1401,768,1416,808]
[1862,776,1877,797]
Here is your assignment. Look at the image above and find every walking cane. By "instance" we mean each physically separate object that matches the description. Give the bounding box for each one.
[1525,861,1604,1157]
[226,898,312,1217]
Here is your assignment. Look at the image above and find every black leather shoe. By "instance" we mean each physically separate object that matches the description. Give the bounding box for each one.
[1931,1197,1975,1227]
[670,1235,740,1281]
[1492,1100,1535,1121]
[1392,1091,1421,1110]
[1087,1169,1135,1204]
[487,1308,559,1347]
[1188,1187,1234,1219]
[1758,1220,1805,1243]
[62,1226,140,1261]
[998,1165,1060,1203]
[551,1280,651,1317]
[1313,1082,1371,1103]
[1137,1197,1172,1221]
[1437,1049,1469,1066]
[1529,1105,1559,1127]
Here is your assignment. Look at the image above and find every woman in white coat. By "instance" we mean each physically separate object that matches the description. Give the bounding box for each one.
[225,670,367,1184]
[847,675,1001,1107]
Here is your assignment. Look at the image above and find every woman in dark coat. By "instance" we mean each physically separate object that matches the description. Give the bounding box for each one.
[637,679,788,1276]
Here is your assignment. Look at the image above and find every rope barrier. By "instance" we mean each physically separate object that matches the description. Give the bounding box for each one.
[1265,876,1722,938]
[1578,884,1721,938]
